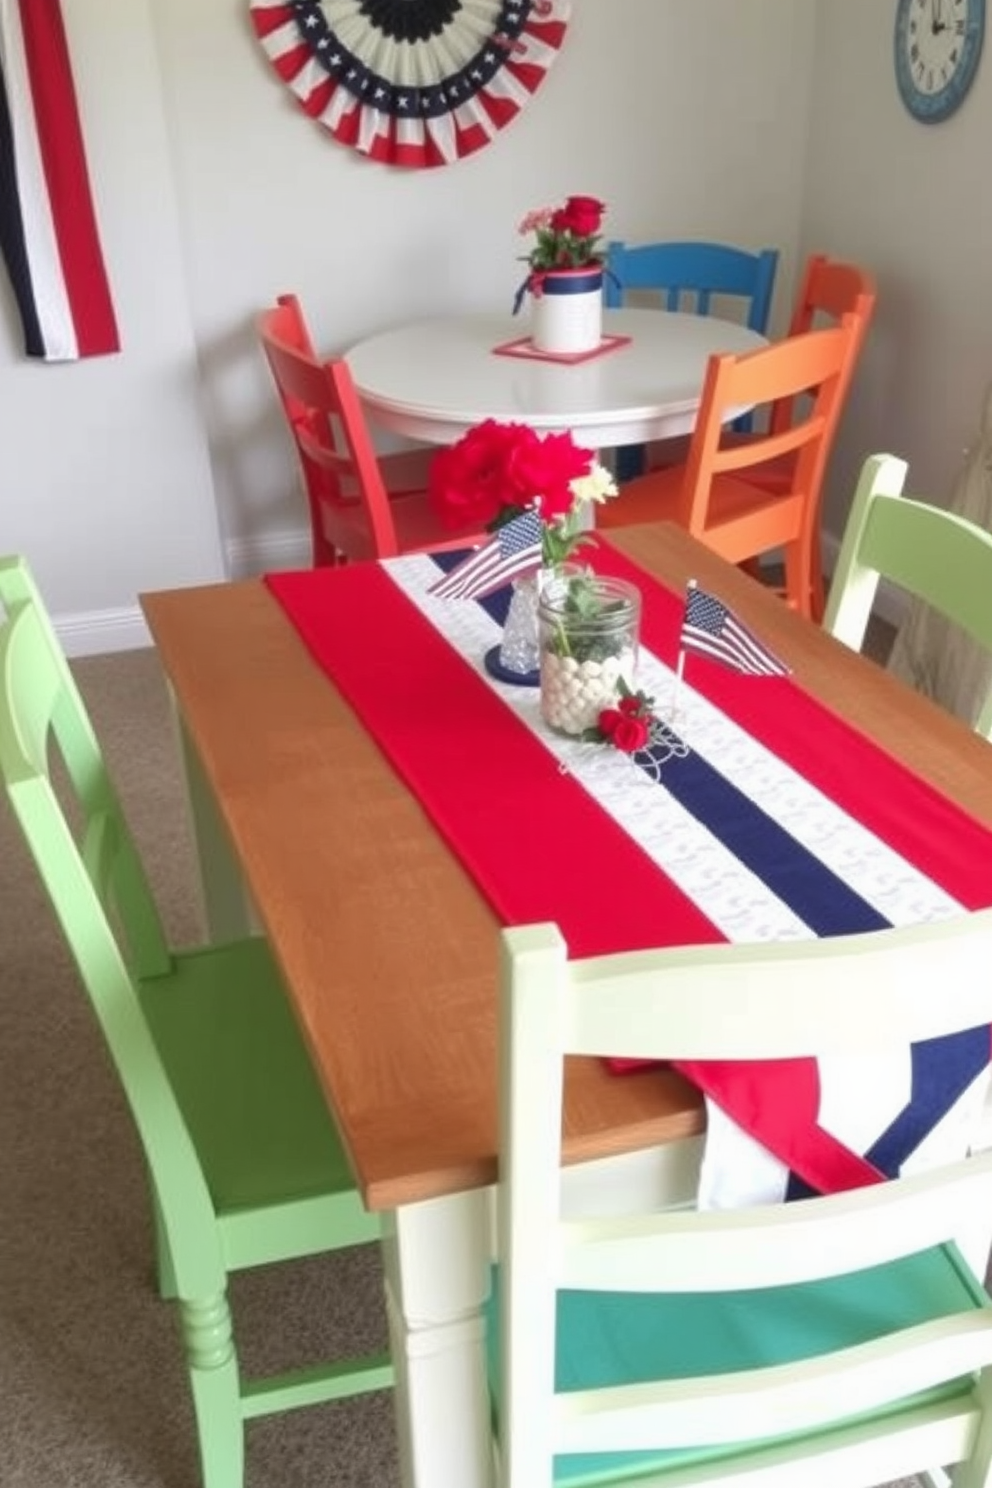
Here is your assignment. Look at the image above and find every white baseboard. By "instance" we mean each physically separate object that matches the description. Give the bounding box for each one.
[225,528,311,581]
[54,528,311,659]
[58,605,151,659]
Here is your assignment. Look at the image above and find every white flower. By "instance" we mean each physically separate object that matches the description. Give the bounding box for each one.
[568,462,618,508]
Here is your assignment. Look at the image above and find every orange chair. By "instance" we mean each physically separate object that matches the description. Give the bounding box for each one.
[259,296,478,565]
[721,255,876,612]
[598,321,861,620]
[641,253,876,474]
[756,253,876,447]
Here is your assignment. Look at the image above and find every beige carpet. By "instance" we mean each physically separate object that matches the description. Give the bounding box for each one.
[0,629,917,1488]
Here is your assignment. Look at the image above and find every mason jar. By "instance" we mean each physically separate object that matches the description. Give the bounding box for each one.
[538,570,641,735]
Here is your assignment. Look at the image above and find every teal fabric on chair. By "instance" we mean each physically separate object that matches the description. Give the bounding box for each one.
[825,453,992,739]
[491,919,992,1488]
[0,556,392,1488]
[604,240,779,482]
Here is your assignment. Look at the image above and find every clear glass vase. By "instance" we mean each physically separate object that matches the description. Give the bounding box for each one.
[538,571,642,734]
[483,570,547,686]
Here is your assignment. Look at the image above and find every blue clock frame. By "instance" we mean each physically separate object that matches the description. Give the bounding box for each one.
[895,0,985,122]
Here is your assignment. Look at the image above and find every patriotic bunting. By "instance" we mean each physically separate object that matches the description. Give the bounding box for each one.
[0,0,119,361]
[249,0,571,169]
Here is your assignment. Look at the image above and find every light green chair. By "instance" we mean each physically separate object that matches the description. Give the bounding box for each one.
[494,917,992,1488]
[0,556,392,1488]
[825,452,992,738]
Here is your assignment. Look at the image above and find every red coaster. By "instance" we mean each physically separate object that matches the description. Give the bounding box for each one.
[491,333,632,365]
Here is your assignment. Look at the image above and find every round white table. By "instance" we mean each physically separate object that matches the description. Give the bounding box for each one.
[346,308,767,449]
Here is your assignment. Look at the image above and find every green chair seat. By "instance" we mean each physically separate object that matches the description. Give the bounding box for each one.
[141,937,354,1215]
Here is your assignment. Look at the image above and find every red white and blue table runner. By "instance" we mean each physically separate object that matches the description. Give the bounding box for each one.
[265,545,992,1207]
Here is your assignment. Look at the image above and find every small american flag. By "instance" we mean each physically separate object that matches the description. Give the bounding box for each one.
[681,584,790,677]
[427,510,543,601]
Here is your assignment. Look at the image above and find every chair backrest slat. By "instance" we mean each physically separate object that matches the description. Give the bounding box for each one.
[769,252,876,436]
[258,296,401,562]
[676,321,859,565]
[824,454,992,739]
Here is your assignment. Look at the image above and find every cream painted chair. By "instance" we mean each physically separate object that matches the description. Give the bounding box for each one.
[825,453,992,739]
[491,916,992,1488]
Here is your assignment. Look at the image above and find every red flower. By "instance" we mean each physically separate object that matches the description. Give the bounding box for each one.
[429,419,594,530]
[611,715,650,753]
[428,419,540,529]
[597,708,623,739]
[520,195,607,273]
[557,195,605,239]
[592,684,655,754]
[507,430,594,522]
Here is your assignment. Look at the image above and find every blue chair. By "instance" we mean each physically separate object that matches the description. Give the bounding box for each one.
[604,240,779,480]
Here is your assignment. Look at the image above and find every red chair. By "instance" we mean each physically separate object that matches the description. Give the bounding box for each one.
[598,321,862,620]
[258,295,483,565]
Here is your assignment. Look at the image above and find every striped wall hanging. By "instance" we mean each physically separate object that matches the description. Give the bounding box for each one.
[0,0,119,362]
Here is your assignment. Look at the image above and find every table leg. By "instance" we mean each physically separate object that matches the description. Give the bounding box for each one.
[382,1190,494,1488]
[167,687,258,942]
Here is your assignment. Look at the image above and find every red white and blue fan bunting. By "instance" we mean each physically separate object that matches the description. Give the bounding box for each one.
[249,0,571,168]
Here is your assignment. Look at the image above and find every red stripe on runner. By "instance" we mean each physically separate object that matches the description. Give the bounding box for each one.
[18,0,119,357]
[264,563,722,959]
[681,1059,885,1193]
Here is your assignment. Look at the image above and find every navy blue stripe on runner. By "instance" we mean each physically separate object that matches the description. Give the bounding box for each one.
[865,1029,990,1175]
[648,741,889,937]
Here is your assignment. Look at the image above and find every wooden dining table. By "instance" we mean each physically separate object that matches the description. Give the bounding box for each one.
[140,524,992,1488]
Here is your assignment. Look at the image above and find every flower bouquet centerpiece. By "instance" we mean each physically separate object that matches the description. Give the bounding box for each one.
[513,194,608,355]
[427,418,619,684]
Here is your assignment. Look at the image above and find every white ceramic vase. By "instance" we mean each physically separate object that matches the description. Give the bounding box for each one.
[530,267,603,356]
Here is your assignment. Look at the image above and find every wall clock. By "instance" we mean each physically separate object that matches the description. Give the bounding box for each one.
[249,1,572,168]
[894,0,985,122]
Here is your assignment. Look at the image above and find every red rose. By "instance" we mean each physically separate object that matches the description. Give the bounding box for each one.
[559,195,605,239]
[617,695,643,717]
[611,715,650,753]
[597,707,622,739]
[508,430,593,522]
[428,419,539,529]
